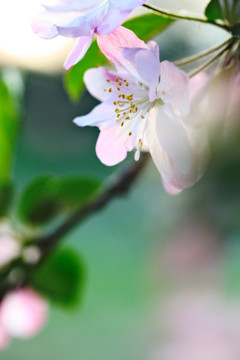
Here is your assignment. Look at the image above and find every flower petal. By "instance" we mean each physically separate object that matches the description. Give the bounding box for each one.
[97,26,147,72]
[64,33,94,70]
[123,43,160,101]
[84,67,113,101]
[147,104,197,189]
[73,102,115,129]
[42,0,101,12]
[96,127,128,166]
[158,61,189,116]
[96,0,145,35]
[56,2,109,37]
[32,1,109,39]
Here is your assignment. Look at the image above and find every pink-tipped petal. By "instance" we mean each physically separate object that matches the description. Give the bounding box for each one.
[96,127,128,166]
[64,33,94,70]
[1,288,48,339]
[158,60,190,116]
[97,26,147,72]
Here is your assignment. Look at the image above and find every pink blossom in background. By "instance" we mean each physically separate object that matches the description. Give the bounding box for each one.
[152,291,240,360]
[74,27,198,191]
[0,288,48,340]
[32,0,146,69]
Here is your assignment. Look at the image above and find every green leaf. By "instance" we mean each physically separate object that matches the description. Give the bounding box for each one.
[0,77,21,182]
[57,177,102,210]
[30,249,85,307]
[205,0,224,21]
[124,13,173,40]
[19,176,102,225]
[64,14,173,101]
[19,176,59,225]
[205,0,240,23]
[0,182,14,217]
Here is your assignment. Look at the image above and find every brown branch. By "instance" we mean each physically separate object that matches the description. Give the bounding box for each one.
[0,153,149,299]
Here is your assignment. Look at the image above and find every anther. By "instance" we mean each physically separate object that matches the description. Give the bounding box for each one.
[129,132,132,136]
[109,88,112,93]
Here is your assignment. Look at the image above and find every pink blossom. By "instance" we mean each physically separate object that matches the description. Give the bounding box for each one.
[153,291,240,360]
[32,0,146,69]
[74,27,198,190]
[0,288,48,339]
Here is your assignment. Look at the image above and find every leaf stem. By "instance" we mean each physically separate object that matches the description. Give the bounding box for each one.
[174,37,233,66]
[143,4,230,32]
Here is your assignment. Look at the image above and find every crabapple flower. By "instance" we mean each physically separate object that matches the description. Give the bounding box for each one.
[0,288,48,340]
[32,0,146,69]
[74,27,197,190]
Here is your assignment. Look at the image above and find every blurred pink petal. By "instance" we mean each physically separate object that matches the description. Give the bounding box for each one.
[1,288,48,339]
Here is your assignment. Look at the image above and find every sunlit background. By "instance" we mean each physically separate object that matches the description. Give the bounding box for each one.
[1,1,240,359]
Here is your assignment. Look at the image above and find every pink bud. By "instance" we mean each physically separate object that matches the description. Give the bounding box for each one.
[0,288,48,339]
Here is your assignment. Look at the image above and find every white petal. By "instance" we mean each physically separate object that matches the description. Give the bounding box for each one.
[84,67,113,102]
[73,102,115,128]
[147,104,198,189]
[158,61,189,116]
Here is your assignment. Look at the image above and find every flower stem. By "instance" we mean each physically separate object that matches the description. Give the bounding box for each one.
[174,37,233,66]
[143,4,230,32]
[188,38,237,78]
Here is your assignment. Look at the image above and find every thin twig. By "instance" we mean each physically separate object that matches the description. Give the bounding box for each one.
[0,153,150,300]
[189,38,237,78]
[143,3,230,32]
[174,37,232,67]
[37,152,149,254]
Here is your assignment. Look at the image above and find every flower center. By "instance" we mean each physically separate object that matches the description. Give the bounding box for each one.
[105,76,149,128]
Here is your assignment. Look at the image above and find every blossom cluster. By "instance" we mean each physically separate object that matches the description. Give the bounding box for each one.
[32,0,240,195]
